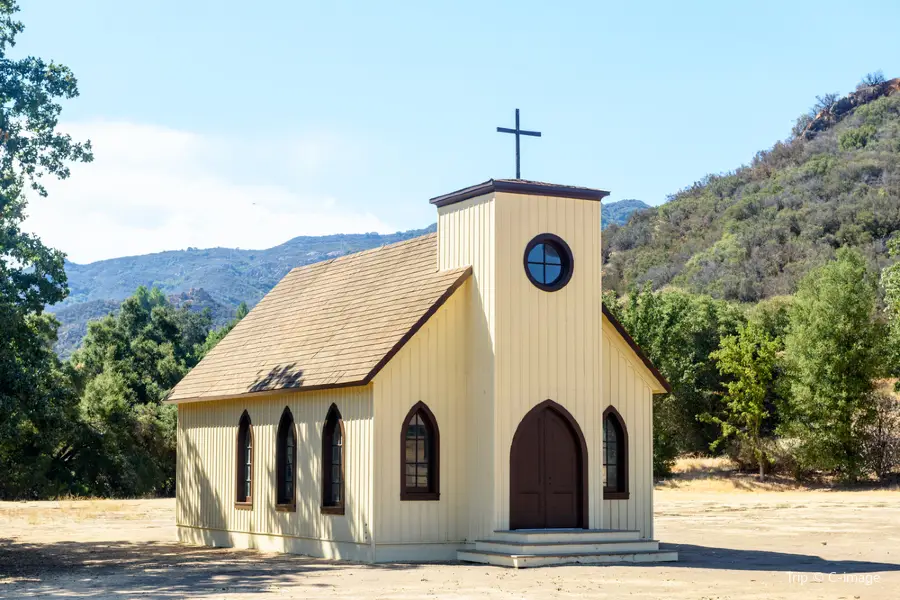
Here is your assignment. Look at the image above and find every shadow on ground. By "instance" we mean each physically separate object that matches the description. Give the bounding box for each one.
[0,539,421,599]
[662,543,900,574]
[3,538,899,598]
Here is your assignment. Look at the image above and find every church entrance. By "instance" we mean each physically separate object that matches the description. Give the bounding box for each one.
[509,400,588,530]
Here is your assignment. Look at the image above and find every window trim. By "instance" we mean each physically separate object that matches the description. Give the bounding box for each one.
[275,406,297,511]
[523,233,574,292]
[235,410,254,510]
[603,405,630,500]
[400,401,441,501]
[321,404,345,515]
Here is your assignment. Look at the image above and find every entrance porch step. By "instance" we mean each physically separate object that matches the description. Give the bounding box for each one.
[474,539,659,555]
[457,548,679,568]
[490,528,642,544]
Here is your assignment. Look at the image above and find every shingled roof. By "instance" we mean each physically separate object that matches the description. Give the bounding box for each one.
[167,233,471,403]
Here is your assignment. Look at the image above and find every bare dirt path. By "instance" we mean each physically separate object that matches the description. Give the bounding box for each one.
[1,489,899,599]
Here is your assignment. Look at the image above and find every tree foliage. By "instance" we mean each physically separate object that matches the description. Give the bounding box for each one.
[706,322,780,478]
[781,248,889,481]
[0,0,92,498]
[604,86,900,302]
[198,301,248,359]
[69,287,215,496]
[604,287,743,475]
[882,236,900,372]
[857,70,886,90]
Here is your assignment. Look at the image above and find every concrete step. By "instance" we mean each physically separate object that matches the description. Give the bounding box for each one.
[457,548,679,568]
[489,528,642,544]
[474,539,660,555]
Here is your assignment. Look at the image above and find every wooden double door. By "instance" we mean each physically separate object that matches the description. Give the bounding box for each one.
[509,400,587,530]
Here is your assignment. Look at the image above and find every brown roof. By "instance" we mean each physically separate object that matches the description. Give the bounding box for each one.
[429,179,610,207]
[167,233,471,403]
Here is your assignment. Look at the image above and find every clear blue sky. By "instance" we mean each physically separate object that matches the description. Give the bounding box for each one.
[16,0,900,262]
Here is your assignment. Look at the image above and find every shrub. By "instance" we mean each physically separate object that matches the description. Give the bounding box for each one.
[838,124,877,150]
[653,395,680,478]
[862,386,900,481]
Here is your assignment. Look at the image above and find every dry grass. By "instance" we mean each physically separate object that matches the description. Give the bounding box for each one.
[0,499,166,526]
[658,455,900,493]
[659,455,811,492]
[669,455,737,475]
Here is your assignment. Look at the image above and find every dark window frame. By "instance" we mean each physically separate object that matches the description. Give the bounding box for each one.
[235,410,254,509]
[321,404,345,515]
[523,233,574,292]
[400,401,440,501]
[603,405,629,500]
[276,407,297,511]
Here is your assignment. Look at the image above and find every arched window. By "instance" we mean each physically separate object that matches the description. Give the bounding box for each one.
[276,407,296,509]
[321,404,344,514]
[400,402,440,501]
[603,406,629,500]
[236,410,253,507]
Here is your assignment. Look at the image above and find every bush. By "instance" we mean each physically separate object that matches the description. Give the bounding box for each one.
[723,437,805,479]
[653,395,680,478]
[862,386,900,481]
[724,437,768,473]
[838,124,877,150]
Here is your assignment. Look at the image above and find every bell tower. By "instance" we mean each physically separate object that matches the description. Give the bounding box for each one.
[430,178,609,534]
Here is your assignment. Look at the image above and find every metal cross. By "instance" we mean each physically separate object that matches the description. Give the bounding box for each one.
[496,108,541,179]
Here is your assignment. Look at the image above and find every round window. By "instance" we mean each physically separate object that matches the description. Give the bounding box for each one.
[523,234,573,292]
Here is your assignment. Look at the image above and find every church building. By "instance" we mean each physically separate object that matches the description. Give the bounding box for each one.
[168,179,677,567]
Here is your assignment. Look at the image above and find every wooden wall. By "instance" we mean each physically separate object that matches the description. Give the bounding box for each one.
[436,193,497,541]
[601,316,657,539]
[437,190,659,539]
[491,192,606,532]
[371,279,471,549]
[176,386,374,557]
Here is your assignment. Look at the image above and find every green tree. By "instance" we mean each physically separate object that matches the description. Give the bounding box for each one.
[706,322,780,479]
[747,296,792,343]
[605,287,744,474]
[881,236,900,374]
[782,248,889,481]
[71,287,212,496]
[0,1,92,498]
[197,301,249,359]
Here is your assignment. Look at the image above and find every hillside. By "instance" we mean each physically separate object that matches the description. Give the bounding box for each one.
[603,199,650,227]
[49,199,651,356]
[603,79,900,301]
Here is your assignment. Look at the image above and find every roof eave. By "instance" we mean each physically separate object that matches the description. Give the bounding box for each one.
[429,179,610,208]
[601,303,672,394]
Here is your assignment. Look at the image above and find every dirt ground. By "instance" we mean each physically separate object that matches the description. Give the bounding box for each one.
[1,486,899,599]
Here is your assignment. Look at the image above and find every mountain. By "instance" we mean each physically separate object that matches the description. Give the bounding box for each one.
[603,199,650,227]
[602,78,900,302]
[50,226,436,355]
[52,75,900,356]
[51,194,648,356]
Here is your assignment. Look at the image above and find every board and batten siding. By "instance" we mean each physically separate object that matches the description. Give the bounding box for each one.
[371,278,471,558]
[176,386,374,559]
[437,190,658,539]
[436,193,497,541]
[601,316,656,539]
[491,192,607,532]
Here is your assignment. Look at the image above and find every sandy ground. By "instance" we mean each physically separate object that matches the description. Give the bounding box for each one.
[1,487,899,599]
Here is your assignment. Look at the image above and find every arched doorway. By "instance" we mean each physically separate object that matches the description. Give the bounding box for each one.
[509,400,588,529]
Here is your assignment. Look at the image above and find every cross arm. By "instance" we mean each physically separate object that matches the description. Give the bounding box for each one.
[496,127,541,137]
